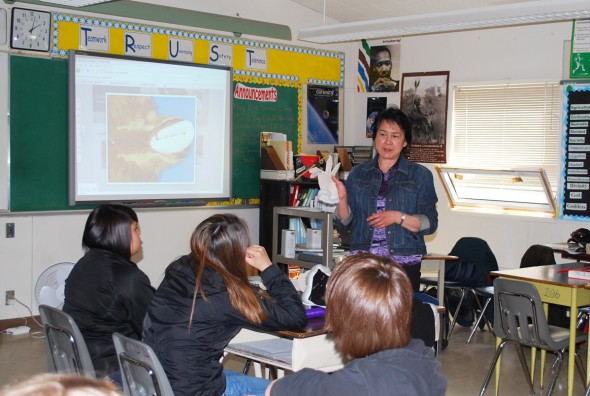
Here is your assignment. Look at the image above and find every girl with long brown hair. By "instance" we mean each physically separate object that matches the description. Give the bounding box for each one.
[143,213,307,396]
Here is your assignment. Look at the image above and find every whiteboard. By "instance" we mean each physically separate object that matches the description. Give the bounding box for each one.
[0,52,8,211]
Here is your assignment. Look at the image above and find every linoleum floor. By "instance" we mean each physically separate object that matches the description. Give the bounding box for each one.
[0,324,587,395]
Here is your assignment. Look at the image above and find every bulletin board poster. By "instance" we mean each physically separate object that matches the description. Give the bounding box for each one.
[306,85,340,144]
[559,83,590,221]
[570,19,590,79]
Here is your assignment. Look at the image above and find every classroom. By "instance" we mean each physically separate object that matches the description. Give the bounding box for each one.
[1,0,590,395]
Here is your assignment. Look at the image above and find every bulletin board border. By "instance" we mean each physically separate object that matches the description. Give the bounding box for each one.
[559,81,590,222]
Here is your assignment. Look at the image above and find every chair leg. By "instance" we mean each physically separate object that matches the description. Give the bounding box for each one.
[468,296,492,344]
[574,351,586,387]
[242,358,251,374]
[480,339,508,396]
[447,288,467,338]
[546,350,564,396]
[514,343,536,395]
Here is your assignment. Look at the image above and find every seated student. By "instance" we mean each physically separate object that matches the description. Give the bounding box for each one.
[142,213,307,396]
[266,253,447,396]
[63,204,155,380]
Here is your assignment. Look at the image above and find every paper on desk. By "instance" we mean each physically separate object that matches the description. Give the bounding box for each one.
[229,339,293,365]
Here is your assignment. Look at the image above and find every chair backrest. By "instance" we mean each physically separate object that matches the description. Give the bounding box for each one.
[492,278,563,351]
[38,304,96,378]
[520,244,556,268]
[413,292,439,345]
[112,332,174,396]
[446,237,499,287]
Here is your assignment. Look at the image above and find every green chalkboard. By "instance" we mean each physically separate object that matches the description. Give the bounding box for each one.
[9,56,299,211]
[232,82,299,198]
[9,56,86,212]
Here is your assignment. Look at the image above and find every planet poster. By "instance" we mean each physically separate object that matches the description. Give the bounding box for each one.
[306,85,339,144]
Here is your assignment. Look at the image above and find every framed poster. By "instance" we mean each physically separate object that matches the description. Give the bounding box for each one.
[366,96,387,138]
[400,71,450,164]
[303,85,342,151]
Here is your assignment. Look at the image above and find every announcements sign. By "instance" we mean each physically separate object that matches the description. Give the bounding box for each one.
[559,83,590,221]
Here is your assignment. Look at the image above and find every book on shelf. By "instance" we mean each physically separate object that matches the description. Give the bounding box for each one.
[567,266,590,280]
[260,169,294,180]
[289,184,300,206]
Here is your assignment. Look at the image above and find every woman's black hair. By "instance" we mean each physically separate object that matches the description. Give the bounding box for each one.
[371,105,412,147]
[82,204,138,259]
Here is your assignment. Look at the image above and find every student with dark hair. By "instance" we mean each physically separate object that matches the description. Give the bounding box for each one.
[63,204,154,379]
[142,213,307,396]
[333,106,438,291]
[266,253,447,396]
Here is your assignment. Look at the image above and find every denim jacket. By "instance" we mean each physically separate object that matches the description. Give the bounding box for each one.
[337,155,438,255]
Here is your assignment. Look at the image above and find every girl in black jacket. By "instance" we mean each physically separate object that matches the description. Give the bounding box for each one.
[143,213,307,396]
[63,204,155,379]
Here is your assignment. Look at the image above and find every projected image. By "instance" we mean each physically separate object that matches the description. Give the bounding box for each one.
[106,94,197,183]
[69,51,231,205]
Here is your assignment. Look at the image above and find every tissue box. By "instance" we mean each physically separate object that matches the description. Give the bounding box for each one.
[281,229,296,258]
[306,229,322,249]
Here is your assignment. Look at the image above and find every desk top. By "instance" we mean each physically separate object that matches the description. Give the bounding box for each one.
[546,243,590,262]
[424,253,458,261]
[492,262,590,288]
[276,315,327,339]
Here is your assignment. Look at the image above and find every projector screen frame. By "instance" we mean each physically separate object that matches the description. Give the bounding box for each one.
[68,50,233,207]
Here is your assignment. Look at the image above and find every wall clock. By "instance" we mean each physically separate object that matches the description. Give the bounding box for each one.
[10,7,51,52]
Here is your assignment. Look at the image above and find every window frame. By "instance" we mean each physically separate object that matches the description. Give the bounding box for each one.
[441,81,561,218]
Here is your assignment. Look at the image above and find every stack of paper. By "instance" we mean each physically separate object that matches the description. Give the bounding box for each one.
[567,266,590,280]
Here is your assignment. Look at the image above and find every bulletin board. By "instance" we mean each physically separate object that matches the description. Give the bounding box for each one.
[5,11,344,212]
[559,82,590,221]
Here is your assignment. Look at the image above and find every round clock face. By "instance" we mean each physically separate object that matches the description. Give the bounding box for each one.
[11,8,51,52]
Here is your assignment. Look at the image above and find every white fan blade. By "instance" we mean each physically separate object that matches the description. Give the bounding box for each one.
[56,266,73,284]
[39,286,62,308]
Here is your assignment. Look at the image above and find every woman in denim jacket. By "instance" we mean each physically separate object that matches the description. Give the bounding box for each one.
[333,106,438,290]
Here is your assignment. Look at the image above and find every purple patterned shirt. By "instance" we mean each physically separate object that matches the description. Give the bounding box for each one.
[352,164,422,266]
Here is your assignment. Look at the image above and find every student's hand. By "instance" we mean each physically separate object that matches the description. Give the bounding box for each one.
[245,245,272,272]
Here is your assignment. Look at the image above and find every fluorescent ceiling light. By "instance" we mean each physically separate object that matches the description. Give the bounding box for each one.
[39,0,115,6]
[298,0,590,43]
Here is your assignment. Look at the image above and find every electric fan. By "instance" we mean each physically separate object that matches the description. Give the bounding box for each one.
[34,262,75,309]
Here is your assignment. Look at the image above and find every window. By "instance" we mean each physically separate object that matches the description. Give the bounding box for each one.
[443,82,561,217]
[436,166,556,218]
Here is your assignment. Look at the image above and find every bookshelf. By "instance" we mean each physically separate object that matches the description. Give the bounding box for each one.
[259,179,319,258]
[272,206,334,270]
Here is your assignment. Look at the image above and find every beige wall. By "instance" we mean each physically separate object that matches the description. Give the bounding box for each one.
[337,21,580,269]
[1,0,585,321]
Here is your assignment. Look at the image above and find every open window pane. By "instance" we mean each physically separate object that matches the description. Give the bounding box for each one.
[436,166,556,217]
